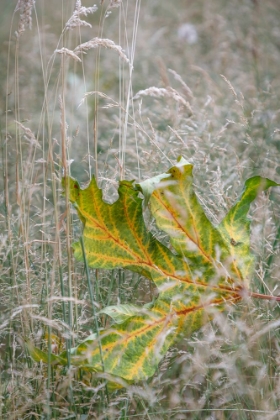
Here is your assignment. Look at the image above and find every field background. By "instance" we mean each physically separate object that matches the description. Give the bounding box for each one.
[1,1,280,419]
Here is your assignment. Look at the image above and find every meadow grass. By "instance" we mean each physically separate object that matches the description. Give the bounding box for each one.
[1,0,280,418]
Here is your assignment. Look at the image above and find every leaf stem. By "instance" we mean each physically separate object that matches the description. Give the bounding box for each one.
[245,290,280,302]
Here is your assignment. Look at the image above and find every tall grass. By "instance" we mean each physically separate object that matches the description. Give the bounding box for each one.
[1,0,280,418]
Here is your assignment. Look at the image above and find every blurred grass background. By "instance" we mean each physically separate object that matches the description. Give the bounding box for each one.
[1,1,280,419]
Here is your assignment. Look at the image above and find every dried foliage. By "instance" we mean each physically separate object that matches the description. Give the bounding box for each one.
[74,37,130,64]
[1,0,280,419]
[65,0,97,30]
[15,0,35,34]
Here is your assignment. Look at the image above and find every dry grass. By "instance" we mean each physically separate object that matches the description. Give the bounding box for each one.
[1,0,280,418]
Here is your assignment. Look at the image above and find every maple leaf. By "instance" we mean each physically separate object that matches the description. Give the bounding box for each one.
[28,158,279,384]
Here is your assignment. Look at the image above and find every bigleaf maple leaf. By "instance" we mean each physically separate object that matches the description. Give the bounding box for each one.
[27,158,279,386]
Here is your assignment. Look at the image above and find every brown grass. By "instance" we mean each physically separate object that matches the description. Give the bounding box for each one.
[0,0,280,418]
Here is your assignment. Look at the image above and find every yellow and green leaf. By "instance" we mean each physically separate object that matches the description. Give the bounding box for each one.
[28,158,279,385]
